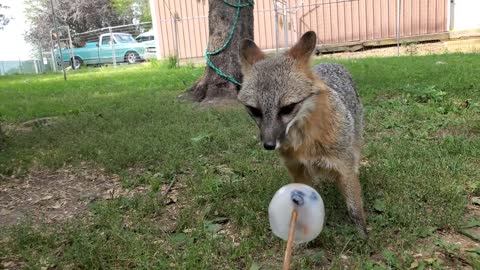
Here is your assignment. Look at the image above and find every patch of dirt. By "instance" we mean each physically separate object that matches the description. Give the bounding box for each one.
[0,163,148,227]
[199,98,241,108]
[316,40,478,60]
[0,257,25,270]
[150,175,188,234]
[374,93,399,102]
[3,117,60,135]
[361,197,480,269]
[410,197,480,270]
[431,125,479,139]
[432,231,479,270]
[368,127,399,140]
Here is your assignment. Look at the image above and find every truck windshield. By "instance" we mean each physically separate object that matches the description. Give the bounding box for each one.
[114,34,137,43]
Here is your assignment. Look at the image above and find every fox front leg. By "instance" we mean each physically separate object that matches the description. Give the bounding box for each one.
[283,158,314,186]
[334,170,368,239]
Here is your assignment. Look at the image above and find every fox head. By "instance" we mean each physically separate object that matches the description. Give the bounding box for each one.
[238,31,322,150]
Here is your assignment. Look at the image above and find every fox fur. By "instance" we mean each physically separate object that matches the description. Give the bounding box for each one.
[237,31,368,238]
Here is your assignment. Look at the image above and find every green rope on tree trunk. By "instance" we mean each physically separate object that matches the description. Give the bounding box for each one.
[205,0,254,86]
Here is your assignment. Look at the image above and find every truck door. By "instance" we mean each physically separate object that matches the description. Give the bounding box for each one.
[99,35,115,64]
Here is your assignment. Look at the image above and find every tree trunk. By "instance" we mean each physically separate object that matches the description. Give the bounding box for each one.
[182,0,254,105]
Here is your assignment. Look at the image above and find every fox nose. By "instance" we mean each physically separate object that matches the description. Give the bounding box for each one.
[263,141,276,150]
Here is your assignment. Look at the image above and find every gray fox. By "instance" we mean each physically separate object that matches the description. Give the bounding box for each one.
[237,31,367,238]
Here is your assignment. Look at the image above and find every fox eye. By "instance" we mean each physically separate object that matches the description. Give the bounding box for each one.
[246,106,262,118]
[279,103,298,115]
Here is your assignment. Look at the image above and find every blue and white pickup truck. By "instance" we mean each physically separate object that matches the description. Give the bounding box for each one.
[56,33,146,69]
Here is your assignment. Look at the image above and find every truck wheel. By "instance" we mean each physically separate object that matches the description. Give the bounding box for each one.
[125,52,139,64]
[71,57,83,69]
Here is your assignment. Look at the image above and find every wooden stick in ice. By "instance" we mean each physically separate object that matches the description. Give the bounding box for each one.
[283,208,298,270]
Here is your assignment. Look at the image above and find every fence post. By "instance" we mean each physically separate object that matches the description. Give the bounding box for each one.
[149,0,162,60]
[18,58,23,74]
[38,45,44,73]
[50,0,66,80]
[67,26,75,69]
[50,49,57,72]
[173,15,179,67]
[396,0,401,56]
[283,1,289,49]
[109,27,117,67]
[34,60,39,74]
[274,0,279,54]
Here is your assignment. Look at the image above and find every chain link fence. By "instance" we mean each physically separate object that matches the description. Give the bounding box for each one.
[0,52,57,75]
[0,21,154,76]
[51,21,154,72]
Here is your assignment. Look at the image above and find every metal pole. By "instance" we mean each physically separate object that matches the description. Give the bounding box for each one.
[173,16,179,67]
[447,0,453,31]
[50,48,57,72]
[18,58,23,74]
[38,45,44,73]
[274,0,279,54]
[283,1,288,49]
[149,0,162,60]
[50,0,66,80]
[396,0,401,56]
[109,27,117,67]
[66,26,75,69]
[33,59,38,74]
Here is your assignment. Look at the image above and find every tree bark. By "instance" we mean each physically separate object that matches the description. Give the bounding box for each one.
[182,0,254,104]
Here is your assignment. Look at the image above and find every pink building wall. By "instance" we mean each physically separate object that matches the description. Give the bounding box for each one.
[151,0,448,59]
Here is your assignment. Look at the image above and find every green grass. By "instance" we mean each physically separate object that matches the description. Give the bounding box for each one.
[1,54,479,269]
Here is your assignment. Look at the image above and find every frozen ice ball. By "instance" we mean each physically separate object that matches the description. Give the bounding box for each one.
[268,183,325,244]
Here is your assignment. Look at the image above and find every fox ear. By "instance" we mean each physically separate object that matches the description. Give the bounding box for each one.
[286,31,317,65]
[239,39,265,74]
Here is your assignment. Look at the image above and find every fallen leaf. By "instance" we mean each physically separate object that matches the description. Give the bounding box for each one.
[211,217,229,224]
[409,260,419,269]
[373,199,386,213]
[171,233,187,243]
[183,228,193,233]
[249,262,260,270]
[165,194,177,205]
[41,195,53,201]
[0,209,11,215]
[215,165,233,175]
[191,134,211,143]
[417,226,437,238]
[424,258,435,264]
[206,223,222,233]
[462,218,480,228]
[48,202,63,209]
[460,229,480,241]
[103,188,118,199]
[2,261,15,268]
[472,197,480,205]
